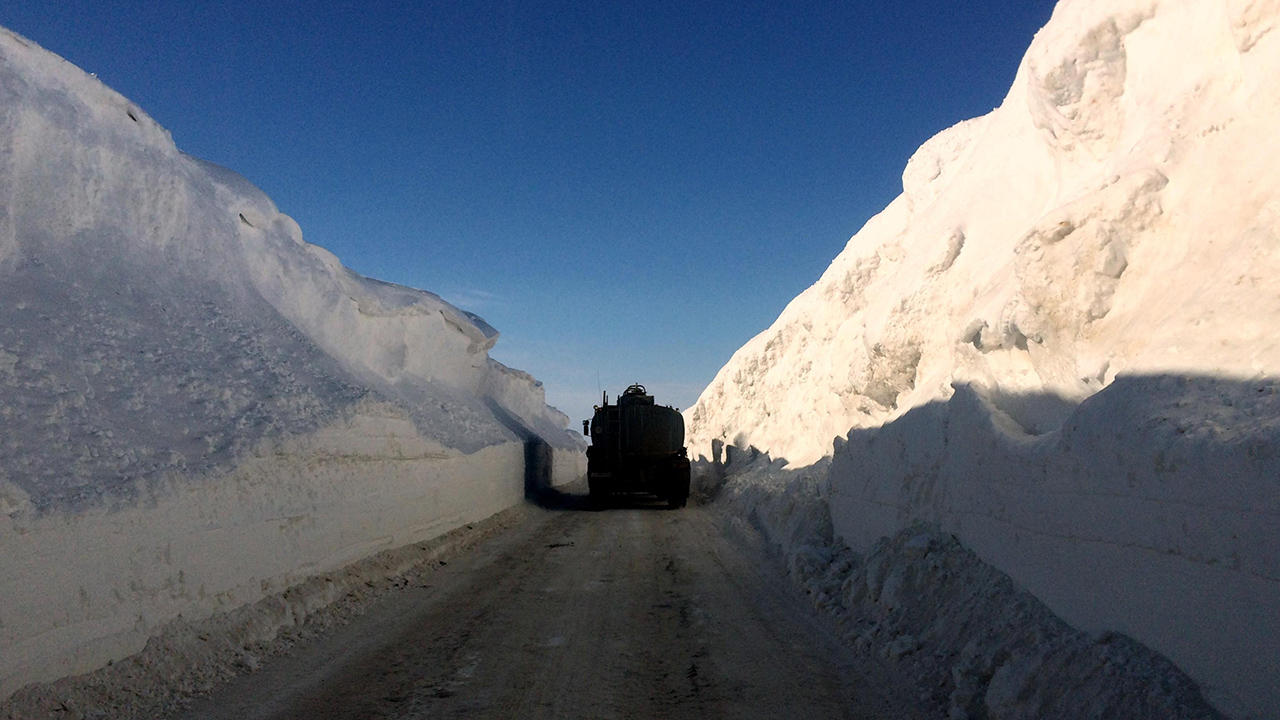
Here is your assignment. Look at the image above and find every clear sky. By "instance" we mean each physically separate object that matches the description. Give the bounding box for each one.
[2,0,1059,427]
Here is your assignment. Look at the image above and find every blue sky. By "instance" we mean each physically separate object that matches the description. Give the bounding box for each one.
[3,0,1059,427]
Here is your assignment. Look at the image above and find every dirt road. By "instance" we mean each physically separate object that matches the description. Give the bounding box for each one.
[177,491,927,720]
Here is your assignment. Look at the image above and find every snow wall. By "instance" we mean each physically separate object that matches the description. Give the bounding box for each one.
[686,0,1280,716]
[0,28,585,700]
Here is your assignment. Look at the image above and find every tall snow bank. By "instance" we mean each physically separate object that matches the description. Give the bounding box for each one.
[0,27,583,700]
[688,0,1280,465]
[686,0,1280,716]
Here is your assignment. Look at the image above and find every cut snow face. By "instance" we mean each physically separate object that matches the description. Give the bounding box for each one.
[685,0,1280,467]
[0,27,580,514]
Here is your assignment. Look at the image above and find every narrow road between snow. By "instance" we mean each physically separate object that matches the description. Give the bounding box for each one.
[174,490,928,720]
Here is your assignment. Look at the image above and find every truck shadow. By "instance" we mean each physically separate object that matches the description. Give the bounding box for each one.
[483,398,681,512]
[483,398,594,511]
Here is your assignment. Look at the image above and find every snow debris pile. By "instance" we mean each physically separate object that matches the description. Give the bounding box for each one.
[688,0,1280,716]
[0,26,583,702]
[713,456,1221,720]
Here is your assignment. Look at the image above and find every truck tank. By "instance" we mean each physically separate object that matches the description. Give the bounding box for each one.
[584,384,690,508]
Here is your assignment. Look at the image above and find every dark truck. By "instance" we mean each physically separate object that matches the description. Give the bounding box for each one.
[583,384,690,508]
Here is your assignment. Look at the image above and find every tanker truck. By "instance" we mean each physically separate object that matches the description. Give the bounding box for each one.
[583,384,690,508]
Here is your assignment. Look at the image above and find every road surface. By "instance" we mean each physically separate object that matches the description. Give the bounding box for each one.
[176,491,927,720]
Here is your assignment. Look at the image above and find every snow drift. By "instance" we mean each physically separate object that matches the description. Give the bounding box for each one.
[0,27,584,700]
[687,0,1280,716]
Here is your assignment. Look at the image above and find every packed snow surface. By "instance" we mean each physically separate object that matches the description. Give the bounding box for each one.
[686,0,1280,717]
[0,26,583,700]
